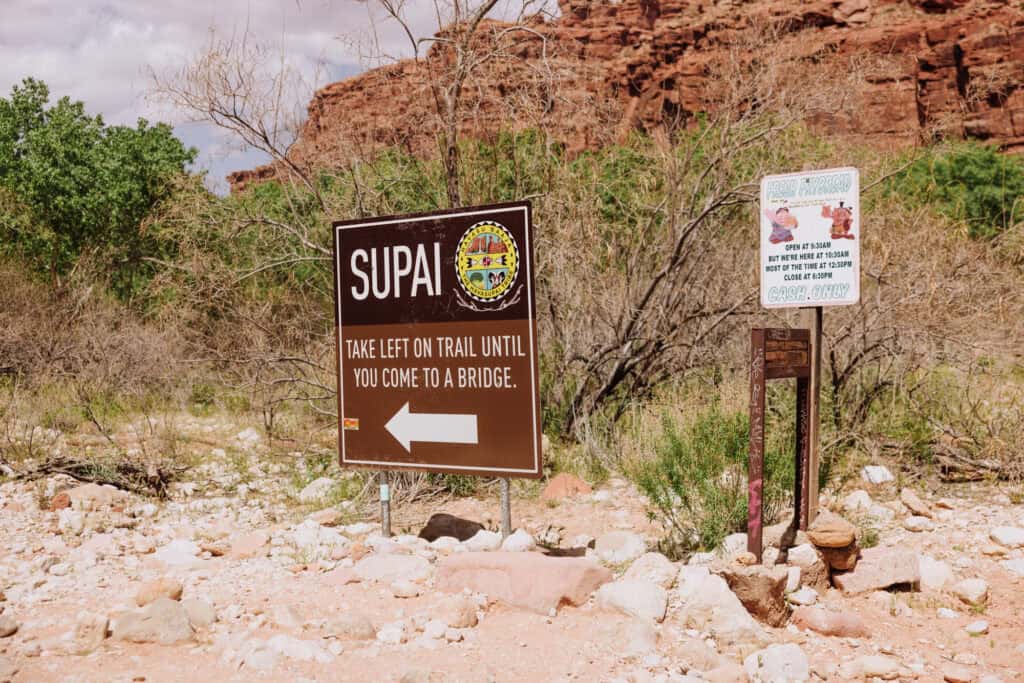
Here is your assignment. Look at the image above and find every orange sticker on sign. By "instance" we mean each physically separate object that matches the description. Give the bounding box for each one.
[343,418,359,431]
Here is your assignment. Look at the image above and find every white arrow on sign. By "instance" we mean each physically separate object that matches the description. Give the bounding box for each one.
[384,402,479,452]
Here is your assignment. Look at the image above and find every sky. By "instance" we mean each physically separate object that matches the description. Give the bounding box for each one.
[0,1,550,193]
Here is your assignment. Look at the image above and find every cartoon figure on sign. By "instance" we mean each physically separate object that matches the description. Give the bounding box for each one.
[765,206,798,244]
[821,201,855,240]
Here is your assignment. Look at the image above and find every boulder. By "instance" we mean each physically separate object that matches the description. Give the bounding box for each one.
[674,566,768,654]
[787,544,830,592]
[791,606,870,637]
[952,578,988,606]
[990,526,1024,549]
[181,598,216,628]
[595,531,646,564]
[418,513,484,542]
[153,539,203,568]
[353,554,432,584]
[499,529,536,552]
[66,482,130,511]
[840,655,902,680]
[73,611,109,654]
[903,515,934,532]
[623,552,676,589]
[0,615,18,638]
[861,465,894,484]
[900,488,933,518]
[135,578,183,607]
[832,547,919,595]
[919,555,954,592]
[596,580,668,622]
[540,473,592,501]
[743,643,809,682]
[111,598,193,645]
[229,530,271,560]
[720,564,789,627]
[326,612,376,640]
[436,595,478,629]
[816,543,859,572]
[464,529,503,552]
[436,552,612,614]
[842,490,873,513]
[807,511,856,548]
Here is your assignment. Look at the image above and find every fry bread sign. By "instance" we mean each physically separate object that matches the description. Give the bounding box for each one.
[760,168,860,308]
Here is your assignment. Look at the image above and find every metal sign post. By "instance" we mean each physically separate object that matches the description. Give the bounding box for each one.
[500,477,512,538]
[380,471,391,537]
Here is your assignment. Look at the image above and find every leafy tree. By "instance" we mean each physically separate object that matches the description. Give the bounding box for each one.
[0,78,196,297]
[892,142,1024,239]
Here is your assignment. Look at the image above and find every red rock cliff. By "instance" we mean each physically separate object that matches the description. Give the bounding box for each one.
[228,0,1024,190]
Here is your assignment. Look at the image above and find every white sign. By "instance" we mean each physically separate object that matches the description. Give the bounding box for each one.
[760,167,860,308]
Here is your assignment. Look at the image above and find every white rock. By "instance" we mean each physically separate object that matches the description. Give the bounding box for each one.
[354,554,432,584]
[861,465,894,484]
[391,580,421,599]
[842,490,874,513]
[596,580,668,622]
[1002,559,1024,577]
[744,643,809,682]
[787,587,818,606]
[675,566,767,650]
[298,477,336,504]
[937,607,958,619]
[422,619,447,639]
[918,555,954,592]
[595,531,647,564]
[720,533,748,558]
[343,522,377,536]
[291,520,348,558]
[266,634,333,663]
[376,622,406,645]
[965,620,989,636]
[989,526,1024,549]
[500,529,536,553]
[903,516,934,532]
[786,566,801,593]
[48,562,71,576]
[429,536,460,551]
[235,427,262,448]
[463,530,502,552]
[241,643,279,670]
[623,553,677,589]
[787,544,819,567]
[867,504,896,522]
[952,578,988,606]
[58,509,85,536]
[153,539,202,568]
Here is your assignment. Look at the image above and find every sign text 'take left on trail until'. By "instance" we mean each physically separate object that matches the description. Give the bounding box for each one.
[331,201,542,479]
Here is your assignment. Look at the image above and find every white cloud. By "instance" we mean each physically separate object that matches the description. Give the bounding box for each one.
[0,0,556,190]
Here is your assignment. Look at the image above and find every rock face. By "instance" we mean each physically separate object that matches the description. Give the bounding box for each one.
[720,564,790,627]
[436,552,612,614]
[229,0,1024,192]
[832,547,920,595]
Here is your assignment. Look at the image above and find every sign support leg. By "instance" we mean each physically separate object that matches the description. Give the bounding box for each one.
[747,330,766,562]
[500,477,512,539]
[802,306,823,525]
[380,471,392,537]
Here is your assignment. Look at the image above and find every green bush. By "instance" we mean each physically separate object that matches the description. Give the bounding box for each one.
[890,142,1024,239]
[630,405,794,557]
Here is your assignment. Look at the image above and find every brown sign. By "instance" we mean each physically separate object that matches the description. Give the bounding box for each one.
[332,201,542,478]
[748,328,811,561]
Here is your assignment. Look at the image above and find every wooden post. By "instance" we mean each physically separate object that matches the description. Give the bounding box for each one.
[802,306,823,525]
[748,330,766,562]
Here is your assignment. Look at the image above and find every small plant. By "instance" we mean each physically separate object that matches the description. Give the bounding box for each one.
[629,405,793,558]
